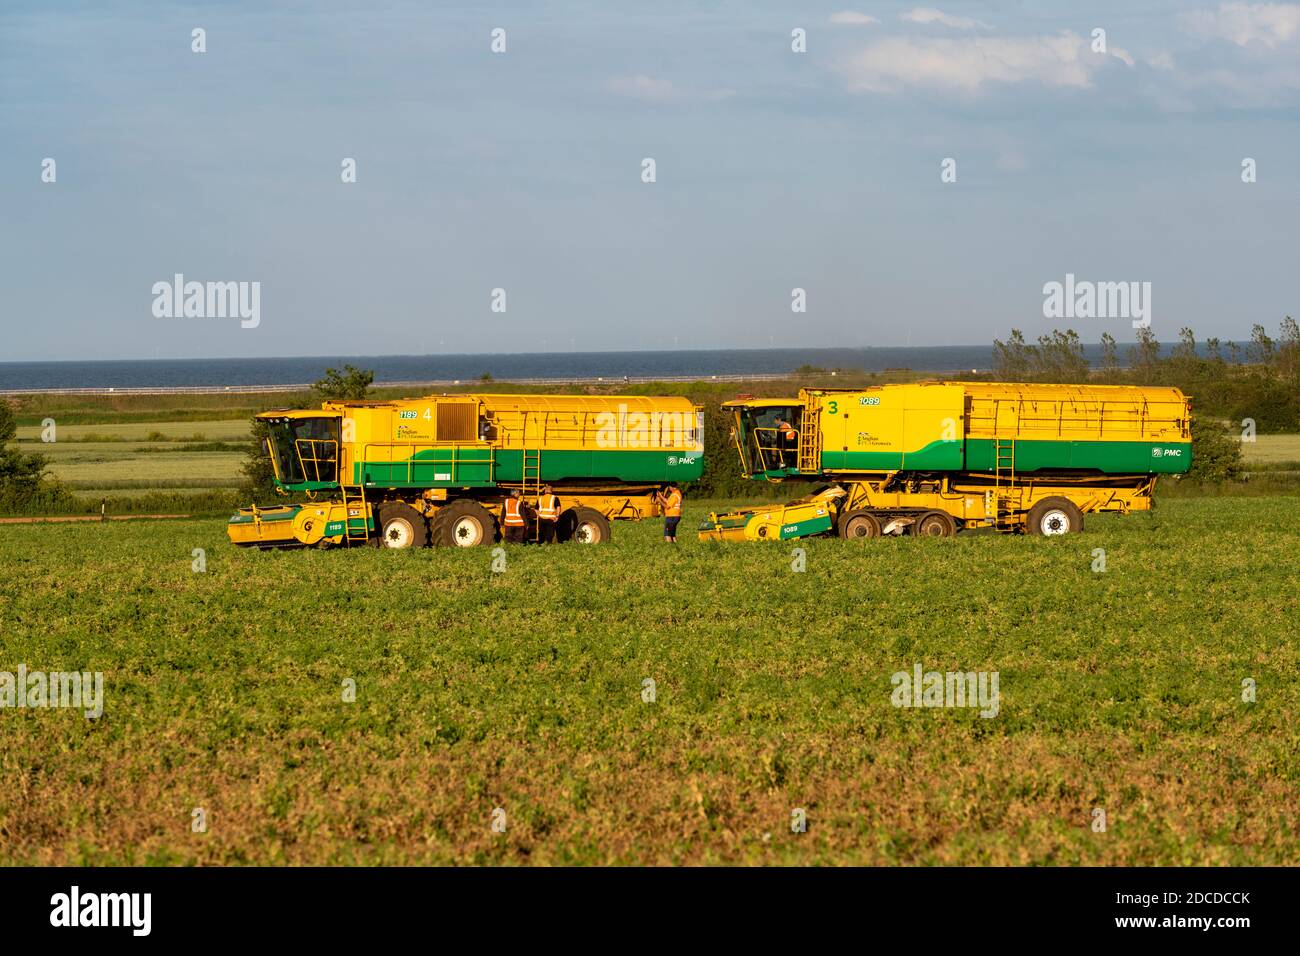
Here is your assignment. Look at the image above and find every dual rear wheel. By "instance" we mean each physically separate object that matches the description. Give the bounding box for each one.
[837,509,957,539]
[377,503,429,549]
[837,510,882,540]
[914,510,957,537]
[431,499,496,547]
[557,507,611,544]
[1025,497,1084,537]
[376,500,612,548]
[838,500,1083,539]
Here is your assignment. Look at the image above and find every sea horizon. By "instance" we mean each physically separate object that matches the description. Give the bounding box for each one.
[0,343,1180,391]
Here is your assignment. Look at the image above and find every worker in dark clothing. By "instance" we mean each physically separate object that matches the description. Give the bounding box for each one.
[536,484,561,544]
[502,489,532,544]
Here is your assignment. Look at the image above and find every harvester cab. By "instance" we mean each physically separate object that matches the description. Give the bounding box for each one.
[724,398,805,479]
[261,412,343,489]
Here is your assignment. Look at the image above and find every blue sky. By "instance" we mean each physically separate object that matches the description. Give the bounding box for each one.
[2,0,1297,361]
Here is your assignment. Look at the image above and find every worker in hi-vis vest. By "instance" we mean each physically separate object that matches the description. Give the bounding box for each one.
[774,417,798,468]
[502,489,532,544]
[655,483,683,543]
[536,484,561,544]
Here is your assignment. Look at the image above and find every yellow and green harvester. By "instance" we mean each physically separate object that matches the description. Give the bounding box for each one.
[229,393,703,548]
[700,381,1192,540]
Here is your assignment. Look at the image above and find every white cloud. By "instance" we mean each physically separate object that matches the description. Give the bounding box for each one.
[899,7,991,31]
[1185,2,1300,49]
[837,31,1098,94]
[1110,45,1136,67]
[829,11,879,26]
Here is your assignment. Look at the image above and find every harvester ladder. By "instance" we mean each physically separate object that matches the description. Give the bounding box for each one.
[798,410,821,473]
[522,448,542,541]
[992,438,1015,529]
[994,438,1015,483]
[340,484,370,547]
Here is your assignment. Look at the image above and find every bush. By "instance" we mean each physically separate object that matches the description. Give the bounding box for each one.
[1187,416,1244,482]
[0,482,77,516]
[0,402,70,512]
[312,365,374,401]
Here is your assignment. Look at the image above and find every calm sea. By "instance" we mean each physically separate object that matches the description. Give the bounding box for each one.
[0,345,1145,391]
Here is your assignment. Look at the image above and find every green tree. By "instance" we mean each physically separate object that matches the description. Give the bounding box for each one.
[0,403,58,510]
[1276,315,1299,384]
[1033,329,1088,382]
[1246,324,1274,366]
[1128,327,1161,382]
[312,365,374,400]
[0,404,46,487]
[1187,416,1244,482]
[992,330,1036,380]
[1099,332,1118,373]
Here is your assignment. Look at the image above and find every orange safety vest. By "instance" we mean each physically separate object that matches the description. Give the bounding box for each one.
[663,489,682,517]
[780,423,797,441]
[503,497,525,527]
[537,493,560,521]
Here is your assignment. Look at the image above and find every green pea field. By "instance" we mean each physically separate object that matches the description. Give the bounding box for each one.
[1,495,1296,865]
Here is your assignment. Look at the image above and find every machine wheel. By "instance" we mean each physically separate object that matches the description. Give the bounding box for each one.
[1026,497,1084,537]
[377,503,428,549]
[561,507,611,544]
[838,509,882,540]
[432,499,496,547]
[914,510,957,538]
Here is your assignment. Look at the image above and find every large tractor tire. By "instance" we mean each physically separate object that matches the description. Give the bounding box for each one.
[432,499,496,547]
[1026,497,1084,537]
[560,507,611,545]
[914,510,957,538]
[837,510,882,540]
[377,502,429,549]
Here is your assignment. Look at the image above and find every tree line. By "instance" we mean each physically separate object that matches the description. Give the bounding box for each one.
[992,319,1300,431]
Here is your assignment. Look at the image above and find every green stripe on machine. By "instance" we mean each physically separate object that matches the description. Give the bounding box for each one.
[324,518,372,536]
[963,439,1191,474]
[355,449,704,486]
[228,506,301,525]
[778,515,833,539]
[818,439,1192,475]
